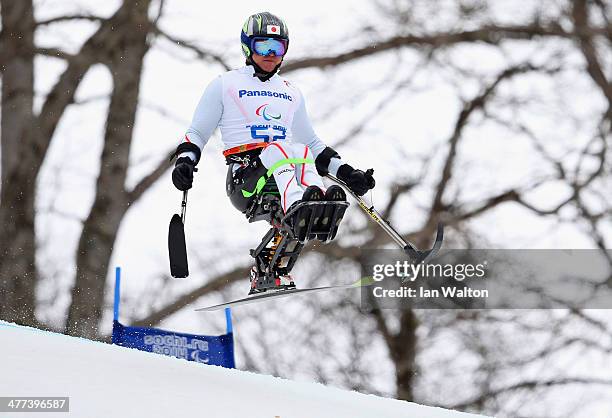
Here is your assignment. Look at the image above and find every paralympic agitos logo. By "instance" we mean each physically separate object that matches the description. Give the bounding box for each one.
[255,104,281,121]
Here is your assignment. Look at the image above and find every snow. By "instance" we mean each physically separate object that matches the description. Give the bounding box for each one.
[0,321,492,418]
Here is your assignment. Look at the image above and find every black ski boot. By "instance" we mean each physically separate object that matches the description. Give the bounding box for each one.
[319,185,348,241]
[302,185,325,202]
[325,185,346,201]
[285,186,324,241]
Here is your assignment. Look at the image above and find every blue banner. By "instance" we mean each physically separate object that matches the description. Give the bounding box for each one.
[112,320,235,368]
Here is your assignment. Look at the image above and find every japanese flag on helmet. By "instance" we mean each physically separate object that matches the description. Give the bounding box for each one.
[267,25,280,35]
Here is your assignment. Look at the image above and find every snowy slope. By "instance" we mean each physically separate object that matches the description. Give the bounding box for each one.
[0,321,491,418]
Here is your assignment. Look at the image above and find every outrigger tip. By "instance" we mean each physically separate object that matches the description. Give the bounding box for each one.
[403,222,445,264]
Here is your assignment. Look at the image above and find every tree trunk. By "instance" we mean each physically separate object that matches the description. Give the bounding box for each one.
[65,0,152,337]
[393,309,419,401]
[0,0,38,326]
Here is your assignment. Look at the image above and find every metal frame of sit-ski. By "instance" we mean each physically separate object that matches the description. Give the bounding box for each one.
[245,186,349,292]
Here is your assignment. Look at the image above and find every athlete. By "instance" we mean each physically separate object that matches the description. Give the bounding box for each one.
[171,12,375,291]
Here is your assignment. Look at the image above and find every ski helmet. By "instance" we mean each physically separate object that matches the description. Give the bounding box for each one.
[241,12,289,79]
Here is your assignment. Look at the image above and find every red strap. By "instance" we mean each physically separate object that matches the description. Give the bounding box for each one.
[222,142,268,157]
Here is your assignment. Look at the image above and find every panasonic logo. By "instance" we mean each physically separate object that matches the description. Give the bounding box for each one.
[238,90,293,101]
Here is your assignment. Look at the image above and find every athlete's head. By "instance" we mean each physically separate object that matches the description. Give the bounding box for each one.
[240,12,289,81]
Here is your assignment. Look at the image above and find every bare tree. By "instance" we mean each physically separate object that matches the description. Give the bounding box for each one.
[0,0,226,336]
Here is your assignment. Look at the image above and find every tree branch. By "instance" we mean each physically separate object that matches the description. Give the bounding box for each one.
[572,0,612,117]
[281,23,608,73]
[34,4,147,165]
[35,14,104,26]
[429,64,541,217]
[451,377,612,410]
[131,265,251,327]
[152,26,231,70]
[449,189,521,223]
[126,152,174,204]
[35,47,75,60]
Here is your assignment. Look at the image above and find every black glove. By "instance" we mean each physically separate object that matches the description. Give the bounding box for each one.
[337,165,375,196]
[172,157,198,191]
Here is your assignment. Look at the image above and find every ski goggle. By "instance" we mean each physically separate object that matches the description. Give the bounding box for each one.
[251,37,288,57]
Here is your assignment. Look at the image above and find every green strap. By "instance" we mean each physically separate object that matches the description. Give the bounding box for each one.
[242,157,314,198]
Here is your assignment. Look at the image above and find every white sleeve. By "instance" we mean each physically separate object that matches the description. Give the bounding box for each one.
[291,90,343,176]
[179,76,223,162]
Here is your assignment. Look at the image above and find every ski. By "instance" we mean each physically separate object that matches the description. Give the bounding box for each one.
[195,277,375,312]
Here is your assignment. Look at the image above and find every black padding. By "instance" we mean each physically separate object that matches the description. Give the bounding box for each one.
[315,146,341,176]
[168,214,188,278]
[171,142,202,165]
[226,159,268,213]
